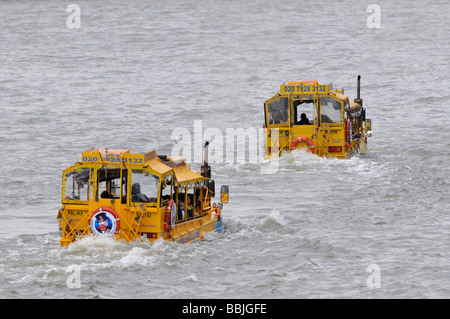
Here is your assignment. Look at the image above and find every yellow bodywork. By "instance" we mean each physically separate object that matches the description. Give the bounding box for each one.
[57,148,228,247]
[264,79,372,159]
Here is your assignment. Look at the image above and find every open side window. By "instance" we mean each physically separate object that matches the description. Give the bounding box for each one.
[63,166,92,202]
[130,169,159,206]
[97,168,127,201]
[293,99,314,125]
[160,174,173,207]
[266,97,289,126]
[320,96,343,124]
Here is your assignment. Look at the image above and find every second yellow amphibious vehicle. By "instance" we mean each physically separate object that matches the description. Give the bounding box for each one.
[264,76,372,159]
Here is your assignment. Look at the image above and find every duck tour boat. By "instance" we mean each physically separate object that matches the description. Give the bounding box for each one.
[264,75,372,159]
[57,142,229,247]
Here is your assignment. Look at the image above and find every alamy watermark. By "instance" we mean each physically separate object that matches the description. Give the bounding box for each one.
[66,4,380,30]
[170,120,281,174]
[66,4,81,29]
[366,4,381,29]
[66,264,81,289]
[366,264,381,289]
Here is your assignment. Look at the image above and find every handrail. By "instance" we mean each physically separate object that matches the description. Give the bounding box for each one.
[317,125,331,157]
[276,136,291,157]
[57,209,91,243]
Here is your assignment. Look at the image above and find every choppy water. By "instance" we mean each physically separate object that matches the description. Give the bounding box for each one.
[0,0,449,299]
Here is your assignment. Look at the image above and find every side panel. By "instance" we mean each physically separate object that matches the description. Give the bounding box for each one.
[265,96,290,155]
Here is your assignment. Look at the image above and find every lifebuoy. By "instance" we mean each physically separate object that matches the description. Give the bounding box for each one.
[291,136,314,153]
[345,119,351,142]
[164,199,177,231]
[89,207,120,235]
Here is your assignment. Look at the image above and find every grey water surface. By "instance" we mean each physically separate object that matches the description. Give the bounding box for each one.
[0,0,449,298]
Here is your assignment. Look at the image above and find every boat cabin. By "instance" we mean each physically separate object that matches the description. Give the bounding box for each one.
[57,147,229,246]
[264,76,372,158]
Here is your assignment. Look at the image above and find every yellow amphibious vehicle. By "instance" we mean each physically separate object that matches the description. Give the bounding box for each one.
[57,143,229,247]
[264,76,372,158]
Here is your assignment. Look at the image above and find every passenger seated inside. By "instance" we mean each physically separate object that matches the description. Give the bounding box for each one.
[186,196,193,219]
[296,113,311,125]
[131,183,150,202]
[101,190,113,198]
[178,200,185,221]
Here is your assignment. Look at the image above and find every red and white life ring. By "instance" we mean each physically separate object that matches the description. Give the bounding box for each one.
[164,199,177,231]
[345,119,351,142]
[88,207,120,235]
[291,136,314,153]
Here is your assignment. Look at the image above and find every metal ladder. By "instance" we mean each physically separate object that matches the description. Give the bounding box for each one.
[317,124,331,157]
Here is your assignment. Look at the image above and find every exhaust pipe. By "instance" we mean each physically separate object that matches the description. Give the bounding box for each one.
[201,141,211,178]
[356,75,363,106]
[357,75,360,101]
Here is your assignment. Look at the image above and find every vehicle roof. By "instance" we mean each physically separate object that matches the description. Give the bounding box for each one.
[173,167,204,185]
[78,148,201,181]
[147,158,173,176]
